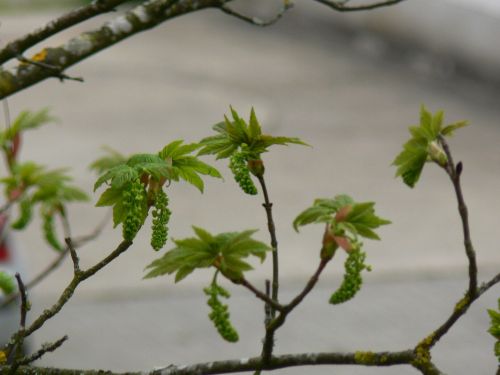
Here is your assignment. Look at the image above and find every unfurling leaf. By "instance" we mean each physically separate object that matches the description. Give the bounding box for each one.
[393,106,468,188]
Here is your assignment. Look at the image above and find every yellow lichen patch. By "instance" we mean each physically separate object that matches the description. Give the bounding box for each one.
[0,350,7,364]
[354,351,376,365]
[31,48,48,62]
[412,336,434,368]
[454,295,470,312]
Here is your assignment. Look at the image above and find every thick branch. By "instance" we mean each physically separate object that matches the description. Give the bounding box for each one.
[0,0,132,65]
[1,350,415,374]
[313,0,407,12]
[0,0,222,99]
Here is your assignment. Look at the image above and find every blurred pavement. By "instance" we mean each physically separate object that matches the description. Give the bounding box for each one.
[0,2,499,374]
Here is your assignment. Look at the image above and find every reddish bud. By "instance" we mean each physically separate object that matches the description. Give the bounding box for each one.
[333,235,353,252]
[248,159,265,177]
[335,205,352,222]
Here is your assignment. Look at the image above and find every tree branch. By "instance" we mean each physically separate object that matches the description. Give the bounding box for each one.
[0,0,221,99]
[220,1,293,27]
[0,0,132,65]
[1,350,415,374]
[438,136,478,299]
[1,212,110,308]
[312,0,408,12]
[23,239,132,337]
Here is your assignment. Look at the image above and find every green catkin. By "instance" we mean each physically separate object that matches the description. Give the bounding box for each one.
[122,178,147,241]
[150,189,171,251]
[329,247,368,305]
[42,211,63,251]
[204,283,239,342]
[229,151,257,195]
[11,198,32,230]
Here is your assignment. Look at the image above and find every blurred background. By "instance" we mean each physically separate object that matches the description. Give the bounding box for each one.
[0,0,499,374]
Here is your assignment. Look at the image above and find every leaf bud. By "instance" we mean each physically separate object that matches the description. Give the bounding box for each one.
[427,141,448,167]
[248,159,265,177]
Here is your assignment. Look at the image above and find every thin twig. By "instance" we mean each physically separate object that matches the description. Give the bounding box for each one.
[220,1,293,27]
[16,336,68,366]
[239,278,284,312]
[1,212,110,308]
[313,0,407,12]
[438,136,478,298]
[423,272,500,349]
[17,55,84,83]
[261,257,330,363]
[14,273,28,329]
[23,239,132,337]
[65,238,81,275]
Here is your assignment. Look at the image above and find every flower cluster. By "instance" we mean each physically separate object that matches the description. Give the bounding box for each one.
[122,178,147,241]
[229,151,257,195]
[204,283,239,342]
[151,188,171,251]
[330,247,369,305]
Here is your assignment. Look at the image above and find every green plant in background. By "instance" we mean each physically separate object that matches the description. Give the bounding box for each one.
[0,109,88,251]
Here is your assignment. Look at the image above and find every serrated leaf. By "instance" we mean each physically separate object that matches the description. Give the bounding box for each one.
[96,187,122,207]
[293,195,354,232]
[441,121,468,136]
[112,200,125,227]
[248,107,261,139]
[199,107,307,160]
[144,227,270,282]
[89,147,126,174]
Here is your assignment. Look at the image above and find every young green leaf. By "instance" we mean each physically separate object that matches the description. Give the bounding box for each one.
[198,107,308,160]
[144,227,270,282]
[393,106,469,188]
[89,147,126,174]
[158,140,222,192]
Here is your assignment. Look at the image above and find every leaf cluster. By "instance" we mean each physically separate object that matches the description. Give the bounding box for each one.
[144,226,270,283]
[158,140,221,193]
[94,141,221,240]
[293,194,390,242]
[198,107,307,160]
[392,106,468,188]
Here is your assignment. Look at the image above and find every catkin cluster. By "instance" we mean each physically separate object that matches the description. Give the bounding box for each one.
[122,178,147,241]
[229,151,257,195]
[204,283,239,342]
[150,188,171,251]
[329,247,368,305]
[42,211,63,251]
